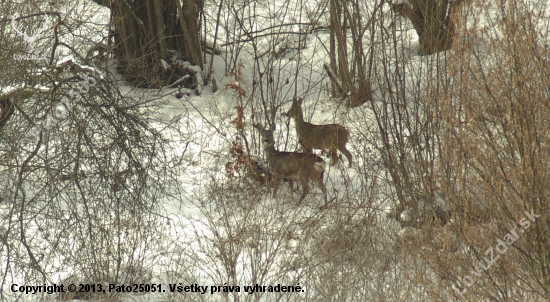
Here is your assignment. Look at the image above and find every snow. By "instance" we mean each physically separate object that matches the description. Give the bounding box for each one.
[393,0,410,5]
[56,55,75,67]
[160,58,170,71]
[2,0,550,301]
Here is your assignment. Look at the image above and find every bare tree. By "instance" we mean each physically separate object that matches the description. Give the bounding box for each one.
[0,2,190,300]
[326,0,373,107]
[376,0,550,300]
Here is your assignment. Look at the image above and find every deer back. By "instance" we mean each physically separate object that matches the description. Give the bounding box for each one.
[268,151,325,178]
[286,98,349,149]
[298,122,349,150]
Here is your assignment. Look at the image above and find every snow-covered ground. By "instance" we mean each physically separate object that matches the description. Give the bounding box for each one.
[1,0,387,300]
[2,0,550,301]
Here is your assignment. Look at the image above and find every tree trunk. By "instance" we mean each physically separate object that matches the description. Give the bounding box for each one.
[0,98,14,131]
[391,0,466,55]
[327,0,373,107]
[93,0,204,88]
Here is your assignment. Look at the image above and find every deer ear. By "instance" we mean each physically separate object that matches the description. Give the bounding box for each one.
[253,123,263,131]
[297,98,303,105]
[270,123,276,131]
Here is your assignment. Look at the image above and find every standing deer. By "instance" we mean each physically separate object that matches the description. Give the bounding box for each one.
[254,123,328,206]
[284,98,352,167]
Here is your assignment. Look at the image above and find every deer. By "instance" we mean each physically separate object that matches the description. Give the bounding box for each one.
[284,98,352,167]
[254,123,328,206]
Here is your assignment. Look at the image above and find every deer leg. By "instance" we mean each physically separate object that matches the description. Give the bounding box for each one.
[312,173,328,206]
[300,141,313,154]
[287,179,294,198]
[272,174,282,198]
[339,145,353,167]
[297,176,310,205]
[330,147,338,166]
[265,171,273,195]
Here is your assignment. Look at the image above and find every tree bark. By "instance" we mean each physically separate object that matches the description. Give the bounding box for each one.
[0,98,14,131]
[327,0,373,107]
[391,0,466,55]
[92,0,203,88]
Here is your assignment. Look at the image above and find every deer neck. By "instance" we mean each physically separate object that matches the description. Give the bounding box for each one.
[263,143,277,158]
[293,107,306,132]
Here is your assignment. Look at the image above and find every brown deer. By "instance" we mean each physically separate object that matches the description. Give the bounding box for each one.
[254,123,328,206]
[284,98,352,167]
